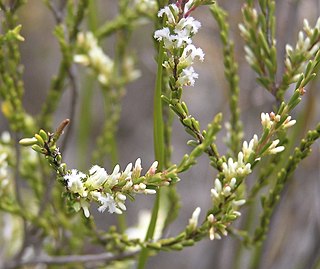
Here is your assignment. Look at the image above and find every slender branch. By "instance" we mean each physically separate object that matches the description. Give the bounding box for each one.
[45,0,64,23]
[61,66,78,151]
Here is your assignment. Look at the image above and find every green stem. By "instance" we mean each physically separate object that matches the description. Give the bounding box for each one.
[77,76,94,169]
[137,42,165,269]
[249,244,263,269]
[87,0,98,31]
[77,1,98,169]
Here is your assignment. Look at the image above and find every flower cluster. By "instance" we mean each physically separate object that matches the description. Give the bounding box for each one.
[286,18,320,59]
[74,32,114,86]
[208,111,296,240]
[284,18,320,83]
[261,111,296,130]
[154,0,205,87]
[63,158,168,217]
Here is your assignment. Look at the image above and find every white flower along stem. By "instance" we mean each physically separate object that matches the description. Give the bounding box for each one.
[63,158,166,217]
[153,1,298,241]
[154,1,205,88]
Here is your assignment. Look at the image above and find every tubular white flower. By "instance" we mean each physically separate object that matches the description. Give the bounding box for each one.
[209,227,215,240]
[210,188,219,199]
[64,169,87,197]
[232,199,246,207]
[172,30,193,48]
[176,66,199,86]
[214,178,222,193]
[261,112,272,129]
[176,17,201,35]
[147,161,158,175]
[268,145,285,154]
[117,201,127,211]
[230,177,237,188]
[80,200,91,218]
[283,116,296,129]
[154,27,171,42]
[180,44,205,65]
[237,152,244,166]
[189,207,201,229]
[105,164,120,188]
[98,193,123,214]
[132,158,142,178]
[85,165,107,189]
[144,189,157,194]
[123,162,133,179]
[157,4,179,24]
[214,233,222,240]
[285,44,294,56]
[223,185,232,196]
[117,192,127,201]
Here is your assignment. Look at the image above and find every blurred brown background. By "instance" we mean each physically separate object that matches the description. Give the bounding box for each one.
[1,1,320,268]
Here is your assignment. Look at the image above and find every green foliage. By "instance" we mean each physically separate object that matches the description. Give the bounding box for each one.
[0,0,319,268]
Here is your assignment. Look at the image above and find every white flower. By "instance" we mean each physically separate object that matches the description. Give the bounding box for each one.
[261,112,272,129]
[267,139,285,154]
[85,165,107,189]
[154,2,204,88]
[223,185,232,196]
[229,177,237,188]
[210,188,219,199]
[242,134,258,161]
[97,193,122,214]
[283,116,296,129]
[105,164,120,188]
[80,200,91,218]
[285,44,293,56]
[176,17,201,35]
[122,162,133,179]
[154,27,171,42]
[147,161,158,175]
[221,156,252,180]
[64,169,87,197]
[117,192,127,201]
[232,199,246,207]
[179,44,205,68]
[132,158,142,178]
[189,207,201,229]
[214,178,222,193]
[171,30,193,48]
[157,4,179,24]
[177,66,199,86]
